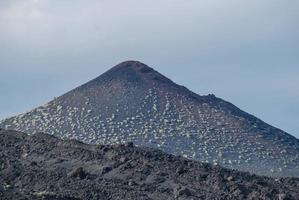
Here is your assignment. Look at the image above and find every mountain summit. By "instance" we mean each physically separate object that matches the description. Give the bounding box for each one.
[86,60,178,89]
[1,61,299,177]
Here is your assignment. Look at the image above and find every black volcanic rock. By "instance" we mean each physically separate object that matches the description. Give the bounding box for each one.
[0,130,299,200]
[1,61,299,177]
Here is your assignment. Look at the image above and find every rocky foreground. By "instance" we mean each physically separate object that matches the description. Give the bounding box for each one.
[0,129,298,200]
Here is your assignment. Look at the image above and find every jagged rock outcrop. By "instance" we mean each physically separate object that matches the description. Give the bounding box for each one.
[1,130,298,200]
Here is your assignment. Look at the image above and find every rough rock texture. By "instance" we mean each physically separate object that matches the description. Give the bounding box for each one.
[1,61,299,177]
[0,130,298,200]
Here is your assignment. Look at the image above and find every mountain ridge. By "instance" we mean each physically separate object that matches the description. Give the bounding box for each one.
[1,61,298,177]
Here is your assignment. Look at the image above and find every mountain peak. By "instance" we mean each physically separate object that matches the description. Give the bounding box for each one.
[115,60,149,68]
[111,60,154,74]
[99,61,172,85]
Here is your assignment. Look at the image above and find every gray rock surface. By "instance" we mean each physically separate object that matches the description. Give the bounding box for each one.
[0,130,298,200]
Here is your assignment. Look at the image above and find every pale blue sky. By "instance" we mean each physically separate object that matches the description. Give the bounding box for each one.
[0,0,298,138]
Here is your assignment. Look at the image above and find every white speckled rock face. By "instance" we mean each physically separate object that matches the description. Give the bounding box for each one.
[1,61,299,178]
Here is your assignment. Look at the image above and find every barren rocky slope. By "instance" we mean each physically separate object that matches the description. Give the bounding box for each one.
[1,129,298,200]
[1,61,299,177]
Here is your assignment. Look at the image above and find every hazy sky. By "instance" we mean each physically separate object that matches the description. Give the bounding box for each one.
[0,0,298,138]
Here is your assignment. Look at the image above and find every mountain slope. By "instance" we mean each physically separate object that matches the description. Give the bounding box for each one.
[1,130,299,200]
[1,61,299,177]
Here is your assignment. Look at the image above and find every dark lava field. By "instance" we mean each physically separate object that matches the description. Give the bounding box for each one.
[0,129,298,200]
